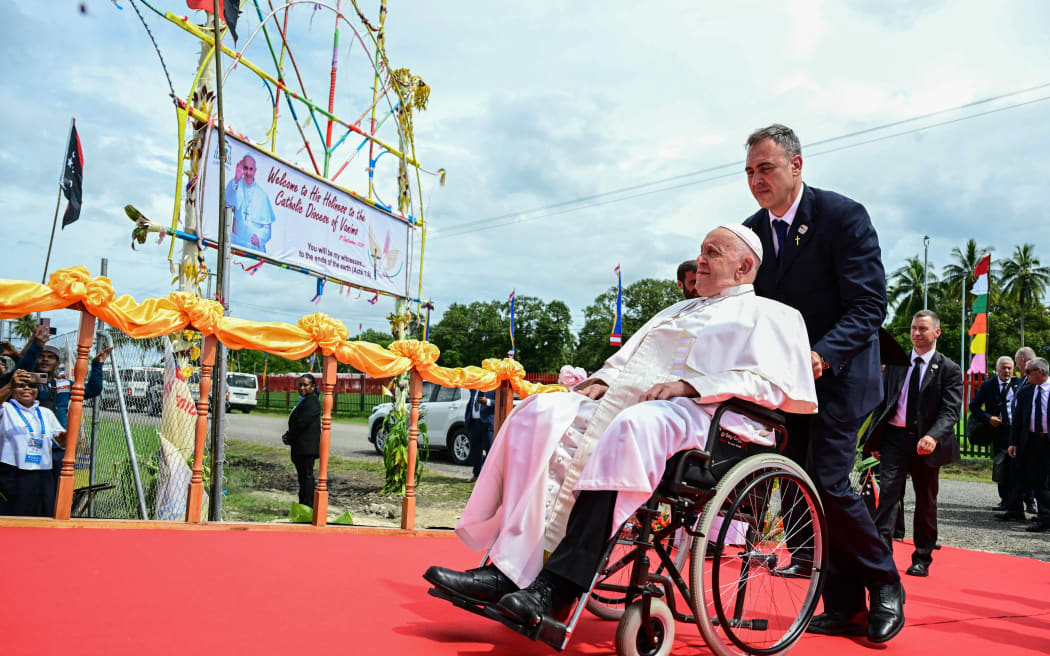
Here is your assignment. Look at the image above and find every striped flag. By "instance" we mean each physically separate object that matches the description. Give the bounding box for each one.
[610,265,623,346]
[967,254,991,374]
[508,290,516,358]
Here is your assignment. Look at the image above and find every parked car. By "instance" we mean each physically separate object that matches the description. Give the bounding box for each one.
[101,368,119,410]
[226,372,258,413]
[368,382,472,465]
[126,367,164,412]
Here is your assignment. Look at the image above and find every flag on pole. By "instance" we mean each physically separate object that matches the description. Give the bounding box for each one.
[610,265,623,346]
[59,120,84,228]
[508,290,516,358]
[185,0,241,41]
[967,254,991,375]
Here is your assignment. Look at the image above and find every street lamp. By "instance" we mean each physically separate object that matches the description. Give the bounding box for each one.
[922,235,930,309]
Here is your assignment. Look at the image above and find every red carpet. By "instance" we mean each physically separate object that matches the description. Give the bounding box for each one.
[2,522,1049,655]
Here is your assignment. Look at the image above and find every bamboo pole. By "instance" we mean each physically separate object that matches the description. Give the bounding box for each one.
[186,335,217,522]
[313,354,337,526]
[54,307,96,519]
[401,369,422,529]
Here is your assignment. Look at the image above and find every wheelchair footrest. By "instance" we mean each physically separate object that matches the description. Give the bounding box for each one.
[427,586,570,651]
[482,606,568,651]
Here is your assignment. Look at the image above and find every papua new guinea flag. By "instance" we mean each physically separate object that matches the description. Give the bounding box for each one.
[60,121,83,228]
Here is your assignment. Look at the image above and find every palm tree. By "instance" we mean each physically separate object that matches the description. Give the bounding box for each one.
[12,315,36,341]
[941,239,993,303]
[888,256,938,320]
[999,243,1050,346]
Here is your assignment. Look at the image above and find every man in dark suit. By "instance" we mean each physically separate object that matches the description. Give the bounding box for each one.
[970,355,1019,510]
[742,124,903,643]
[867,311,962,577]
[1005,357,1050,532]
[465,388,496,482]
[997,347,1038,520]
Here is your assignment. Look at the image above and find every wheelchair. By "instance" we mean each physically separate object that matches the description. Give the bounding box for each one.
[428,398,828,656]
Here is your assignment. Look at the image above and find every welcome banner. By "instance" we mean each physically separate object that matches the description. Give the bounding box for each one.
[198,128,412,297]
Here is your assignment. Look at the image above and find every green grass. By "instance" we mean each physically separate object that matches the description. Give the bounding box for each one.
[941,456,993,482]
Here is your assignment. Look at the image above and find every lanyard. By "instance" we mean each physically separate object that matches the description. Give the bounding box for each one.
[11,403,45,435]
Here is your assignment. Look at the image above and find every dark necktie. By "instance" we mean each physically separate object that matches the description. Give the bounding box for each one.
[773,220,789,261]
[1035,387,1044,435]
[905,357,923,432]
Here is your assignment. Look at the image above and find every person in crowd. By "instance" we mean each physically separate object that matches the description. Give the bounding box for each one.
[866,311,962,577]
[970,356,1020,511]
[465,388,496,483]
[1004,357,1050,532]
[675,259,699,299]
[282,373,321,507]
[741,124,903,643]
[0,369,66,516]
[424,225,817,627]
[998,347,1038,521]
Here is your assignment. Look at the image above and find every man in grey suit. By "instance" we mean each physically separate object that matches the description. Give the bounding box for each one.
[866,310,962,577]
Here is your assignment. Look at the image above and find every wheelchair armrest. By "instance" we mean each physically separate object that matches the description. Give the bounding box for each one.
[708,397,789,454]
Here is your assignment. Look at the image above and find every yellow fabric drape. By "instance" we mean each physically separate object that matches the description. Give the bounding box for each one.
[0,267,567,396]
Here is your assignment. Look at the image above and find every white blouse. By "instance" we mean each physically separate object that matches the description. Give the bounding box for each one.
[0,400,64,471]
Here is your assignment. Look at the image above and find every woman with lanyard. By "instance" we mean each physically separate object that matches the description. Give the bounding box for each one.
[282,374,321,507]
[0,370,66,516]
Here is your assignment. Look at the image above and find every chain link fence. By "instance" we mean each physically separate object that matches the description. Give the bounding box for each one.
[51,326,209,520]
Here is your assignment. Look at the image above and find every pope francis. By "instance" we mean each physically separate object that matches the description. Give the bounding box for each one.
[425,224,818,628]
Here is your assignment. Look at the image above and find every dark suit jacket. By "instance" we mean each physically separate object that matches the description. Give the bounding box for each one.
[744,185,887,422]
[969,376,1019,449]
[867,351,963,468]
[464,389,495,429]
[1010,382,1050,454]
[287,392,321,458]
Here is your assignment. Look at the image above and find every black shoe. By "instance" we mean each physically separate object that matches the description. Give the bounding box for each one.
[995,512,1026,522]
[496,572,576,627]
[1025,501,1038,515]
[991,503,1007,511]
[423,564,518,605]
[806,610,867,637]
[905,563,929,577]
[1025,521,1050,533]
[773,562,813,578]
[867,582,905,643]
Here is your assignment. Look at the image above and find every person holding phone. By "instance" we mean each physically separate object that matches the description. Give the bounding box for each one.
[0,370,66,516]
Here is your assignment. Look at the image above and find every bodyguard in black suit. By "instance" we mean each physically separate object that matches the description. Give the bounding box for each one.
[742,124,903,643]
[1005,357,1050,532]
[465,389,496,481]
[867,311,962,577]
[969,356,1019,508]
[282,373,322,506]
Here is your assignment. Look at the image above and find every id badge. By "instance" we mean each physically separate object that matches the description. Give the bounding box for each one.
[27,437,44,449]
[25,453,42,464]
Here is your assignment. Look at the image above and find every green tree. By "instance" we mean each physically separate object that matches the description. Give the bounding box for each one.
[1000,243,1050,346]
[575,279,682,372]
[12,315,36,341]
[887,256,938,321]
[941,239,992,303]
[428,300,506,368]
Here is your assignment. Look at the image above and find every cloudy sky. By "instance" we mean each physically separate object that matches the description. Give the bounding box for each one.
[4,1,1050,345]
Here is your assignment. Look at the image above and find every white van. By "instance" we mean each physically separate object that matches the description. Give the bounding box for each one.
[225,372,259,413]
[126,367,164,412]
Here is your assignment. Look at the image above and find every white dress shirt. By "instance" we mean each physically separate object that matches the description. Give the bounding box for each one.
[767,183,805,255]
[1029,380,1050,434]
[889,349,936,428]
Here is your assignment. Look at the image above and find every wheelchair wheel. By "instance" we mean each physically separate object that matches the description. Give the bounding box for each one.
[615,598,674,656]
[689,454,826,656]
[587,509,696,620]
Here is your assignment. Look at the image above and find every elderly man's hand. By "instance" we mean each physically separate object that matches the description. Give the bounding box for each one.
[581,383,608,400]
[1008,445,1017,458]
[640,381,698,402]
[988,416,1003,427]
[917,436,937,455]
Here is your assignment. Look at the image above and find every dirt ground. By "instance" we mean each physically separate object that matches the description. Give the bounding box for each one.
[225,448,467,529]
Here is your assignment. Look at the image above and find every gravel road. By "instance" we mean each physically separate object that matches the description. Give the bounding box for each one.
[222,413,1049,560]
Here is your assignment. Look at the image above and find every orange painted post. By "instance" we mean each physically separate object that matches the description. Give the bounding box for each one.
[54,308,97,520]
[186,335,217,523]
[493,380,513,436]
[401,370,422,529]
[312,354,336,526]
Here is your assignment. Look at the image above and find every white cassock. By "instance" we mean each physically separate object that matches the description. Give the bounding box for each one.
[456,284,818,588]
[226,180,276,253]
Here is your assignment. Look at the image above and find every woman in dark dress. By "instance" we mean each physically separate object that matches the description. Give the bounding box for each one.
[282,374,321,507]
